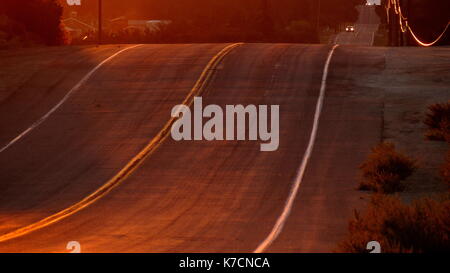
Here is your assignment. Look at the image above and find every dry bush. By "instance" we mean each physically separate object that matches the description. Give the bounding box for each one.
[359,142,417,193]
[442,150,450,188]
[424,102,450,142]
[337,194,450,253]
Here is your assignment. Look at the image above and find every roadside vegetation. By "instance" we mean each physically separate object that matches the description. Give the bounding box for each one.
[1,0,364,45]
[424,102,450,142]
[0,0,66,48]
[339,101,450,253]
[358,142,417,194]
[338,194,450,253]
[424,102,450,188]
[443,151,450,188]
[75,0,363,44]
[0,0,369,46]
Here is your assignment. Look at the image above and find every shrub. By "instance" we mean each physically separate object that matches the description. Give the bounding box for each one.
[359,142,417,193]
[442,150,450,188]
[337,194,450,253]
[424,102,450,142]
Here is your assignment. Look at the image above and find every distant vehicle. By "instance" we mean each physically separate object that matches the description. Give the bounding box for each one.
[345,26,355,32]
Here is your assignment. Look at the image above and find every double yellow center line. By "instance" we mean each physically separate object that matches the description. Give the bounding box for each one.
[0,43,243,243]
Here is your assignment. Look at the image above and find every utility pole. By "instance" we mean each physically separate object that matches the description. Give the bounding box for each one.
[389,3,398,46]
[388,1,392,46]
[262,0,273,38]
[317,0,321,31]
[398,0,403,46]
[262,0,269,24]
[98,0,102,44]
[404,0,410,46]
[399,1,406,46]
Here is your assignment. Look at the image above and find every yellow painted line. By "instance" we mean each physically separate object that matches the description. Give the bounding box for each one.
[0,43,243,243]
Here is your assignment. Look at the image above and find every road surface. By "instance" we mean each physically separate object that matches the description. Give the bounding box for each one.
[0,7,386,253]
[0,42,384,252]
[334,5,380,46]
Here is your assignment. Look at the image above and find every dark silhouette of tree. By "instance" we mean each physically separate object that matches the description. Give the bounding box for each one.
[1,0,64,45]
[2,0,366,44]
[61,0,363,43]
[320,0,365,29]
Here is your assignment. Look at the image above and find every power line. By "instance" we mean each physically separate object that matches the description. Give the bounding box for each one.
[385,0,450,47]
[408,21,450,47]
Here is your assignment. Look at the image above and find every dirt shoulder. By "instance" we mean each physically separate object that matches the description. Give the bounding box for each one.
[362,46,450,201]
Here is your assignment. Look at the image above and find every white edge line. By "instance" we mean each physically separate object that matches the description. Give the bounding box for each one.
[0,43,242,244]
[0,44,142,154]
[371,31,375,46]
[254,44,339,253]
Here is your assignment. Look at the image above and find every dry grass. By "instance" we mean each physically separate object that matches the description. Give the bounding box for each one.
[337,194,450,253]
[359,142,417,193]
[425,102,450,188]
[424,102,450,142]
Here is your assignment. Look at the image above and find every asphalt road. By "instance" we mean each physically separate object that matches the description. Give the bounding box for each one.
[0,7,384,253]
[334,5,380,46]
[0,42,384,252]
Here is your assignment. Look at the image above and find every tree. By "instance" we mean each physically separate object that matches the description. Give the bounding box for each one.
[320,0,365,29]
[5,0,365,44]
[1,0,65,45]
